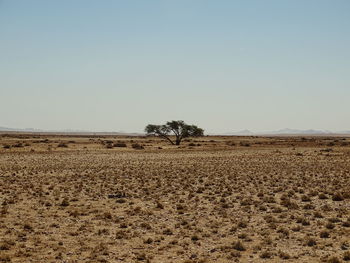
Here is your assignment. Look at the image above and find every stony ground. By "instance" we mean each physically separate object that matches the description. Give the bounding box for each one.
[0,135,350,262]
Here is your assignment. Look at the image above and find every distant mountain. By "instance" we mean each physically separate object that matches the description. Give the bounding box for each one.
[0,126,44,132]
[0,126,141,136]
[0,126,85,132]
[222,128,350,136]
[224,129,254,135]
[264,128,332,135]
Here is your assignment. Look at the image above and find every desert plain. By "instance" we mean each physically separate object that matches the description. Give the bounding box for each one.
[0,134,350,263]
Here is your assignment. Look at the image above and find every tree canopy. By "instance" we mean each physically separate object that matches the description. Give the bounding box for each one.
[145,120,204,145]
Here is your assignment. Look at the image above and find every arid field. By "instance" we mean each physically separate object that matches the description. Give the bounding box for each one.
[1,134,350,263]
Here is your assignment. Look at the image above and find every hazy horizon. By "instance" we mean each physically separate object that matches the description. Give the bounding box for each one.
[1,125,350,135]
[1,1,349,133]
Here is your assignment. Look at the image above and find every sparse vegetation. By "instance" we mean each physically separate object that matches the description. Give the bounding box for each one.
[344,251,350,261]
[0,134,349,262]
[114,142,127,147]
[131,143,144,149]
[57,142,68,148]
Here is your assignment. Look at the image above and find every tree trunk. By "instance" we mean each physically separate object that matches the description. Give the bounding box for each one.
[159,134,175,145]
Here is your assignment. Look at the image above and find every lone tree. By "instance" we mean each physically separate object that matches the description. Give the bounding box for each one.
[145,120,204,145]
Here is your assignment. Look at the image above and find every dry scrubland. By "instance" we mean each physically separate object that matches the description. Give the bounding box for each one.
[1,134,350,263]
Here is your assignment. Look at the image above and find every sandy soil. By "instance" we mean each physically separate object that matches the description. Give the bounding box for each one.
[0,134,350,262]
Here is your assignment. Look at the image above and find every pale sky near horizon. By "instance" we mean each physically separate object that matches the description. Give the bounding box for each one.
[1,0,349,133]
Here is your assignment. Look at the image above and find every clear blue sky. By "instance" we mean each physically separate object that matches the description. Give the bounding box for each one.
[1,0,349,133]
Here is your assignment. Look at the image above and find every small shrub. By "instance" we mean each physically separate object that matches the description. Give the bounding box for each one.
[132,143,144,150]
[156,201,164,209]
[344,251,350,261]
[119,222,128,229]
[306,237,317,247]
[303,203,314,210]
[0,240,15,250]
[319,193,328,199]
[162,228,173,235]
[144,238,153,244]
[191,235,200,241]
[343,220,350,227]
[116,198,126,204]
[105,144,113,149]
[301,195,311,202]
[103,212,112,220]
[232,240,246,251]
[320,230,330,238]
[292,225,301,232]
[329,217,341,223]
[60,198,70,207]
[297,217,310,226]
[240,142,251,147]
[326,222,335,230]
[280,198,299,209]
[237,220,248,228]
[314,211,324,218]
[321,148,333,152]
[260,251,272,258]
[115,230,127,239]
[341,241,349,250]
[328,256,342,263]
[0,255,11,262]
[135,253,147,261]
[114,142,127,147]
[332,192,344,201]
[229,251,241,258]
[23,223,33,231]
[279,251,290,259]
